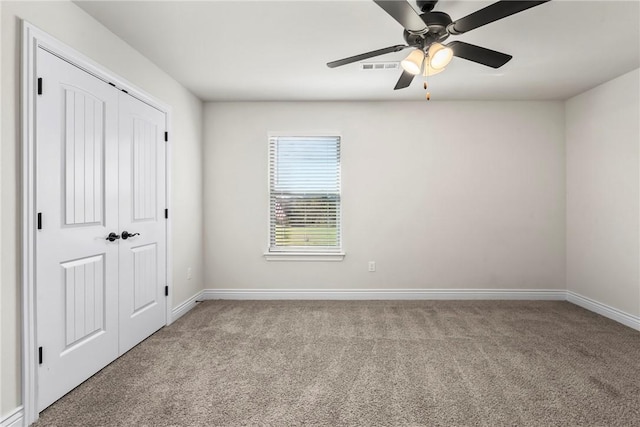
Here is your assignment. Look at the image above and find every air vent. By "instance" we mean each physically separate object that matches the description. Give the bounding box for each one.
[360,62,399,71]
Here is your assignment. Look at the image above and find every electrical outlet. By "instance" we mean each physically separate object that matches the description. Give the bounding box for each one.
[187,267,193,280]
[368,261,376,272]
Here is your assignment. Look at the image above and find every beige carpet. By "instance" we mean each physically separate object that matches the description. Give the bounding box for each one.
[35,300,640,426]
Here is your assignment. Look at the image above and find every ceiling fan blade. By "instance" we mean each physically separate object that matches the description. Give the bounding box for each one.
[373,0,429,34]
[448,41,512,68]
[449,1,550,35]
[394,70,415,90]
[327,45,409,68]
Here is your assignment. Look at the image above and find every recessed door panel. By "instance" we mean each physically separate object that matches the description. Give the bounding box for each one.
[63,87,104,226]
[133,118,157,221]
[61,255,105,346]
[132,244,158,313]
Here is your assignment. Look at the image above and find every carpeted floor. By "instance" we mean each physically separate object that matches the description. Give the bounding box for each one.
[35,300,640,426]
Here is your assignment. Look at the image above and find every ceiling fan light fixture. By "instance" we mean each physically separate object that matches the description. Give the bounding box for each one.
[428,43,453,70]
[401,50,425,75]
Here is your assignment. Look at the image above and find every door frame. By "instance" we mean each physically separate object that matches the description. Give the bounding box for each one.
[21,21,173,425]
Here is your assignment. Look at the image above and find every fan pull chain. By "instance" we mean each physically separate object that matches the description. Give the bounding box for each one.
[423,55,431,101]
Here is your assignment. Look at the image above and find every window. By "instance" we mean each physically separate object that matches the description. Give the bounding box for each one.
[268,136,342,258]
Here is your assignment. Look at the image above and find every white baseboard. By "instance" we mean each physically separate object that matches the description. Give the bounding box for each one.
[1,406,24,427]
[566,291,640,331]
[200,288,566,301]
[171,290,204,323]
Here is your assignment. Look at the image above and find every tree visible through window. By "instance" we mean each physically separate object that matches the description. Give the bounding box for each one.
[269,136,341,252]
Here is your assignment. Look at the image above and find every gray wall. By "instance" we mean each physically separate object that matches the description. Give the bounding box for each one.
[203,101,566,291]
[1,1,204,417]
[566,69,640,317]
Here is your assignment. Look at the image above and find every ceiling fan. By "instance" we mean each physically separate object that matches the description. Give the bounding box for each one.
[327,0,551,91]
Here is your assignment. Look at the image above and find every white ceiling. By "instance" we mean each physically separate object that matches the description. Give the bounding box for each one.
[75,0,640,101]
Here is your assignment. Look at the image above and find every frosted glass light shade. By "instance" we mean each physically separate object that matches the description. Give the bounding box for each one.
[401,50,425,75]
[428,43,453,70]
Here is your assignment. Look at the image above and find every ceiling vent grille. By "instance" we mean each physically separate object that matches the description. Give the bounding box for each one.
[360,62,399,71]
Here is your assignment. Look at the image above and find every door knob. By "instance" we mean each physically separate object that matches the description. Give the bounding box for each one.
[121,231,140,240]
[106,232,120,242]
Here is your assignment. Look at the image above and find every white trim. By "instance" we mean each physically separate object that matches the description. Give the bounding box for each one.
[26,28,167,112]
[164,106,174,326]
[21,21,172,425]
[1,406,24,427]
[263,252,346,262]
[171,291,204,322]
[200,288,566,301]
[21,21,39,426]
[567,291,640,331]
[268,131,344,138]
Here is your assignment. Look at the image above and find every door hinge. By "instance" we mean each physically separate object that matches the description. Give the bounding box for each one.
[164,132,168,142]
[37,212,42,230]
[37,78,43,95]
[38,347,43,364]
[164,208,168,219]
[165,286,169,297]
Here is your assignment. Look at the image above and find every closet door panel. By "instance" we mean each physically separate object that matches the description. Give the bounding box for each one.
[36,48,120,411]
[118,93,167,355]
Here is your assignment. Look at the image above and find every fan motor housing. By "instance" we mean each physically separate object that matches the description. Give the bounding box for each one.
[404,11,451,47]
[422,11,452,34]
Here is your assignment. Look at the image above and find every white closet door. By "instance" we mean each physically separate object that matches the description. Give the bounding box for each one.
[36,48,120,411]
[117,93,167,354]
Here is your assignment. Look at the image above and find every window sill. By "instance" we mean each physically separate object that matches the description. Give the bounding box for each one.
[263,252,346,262]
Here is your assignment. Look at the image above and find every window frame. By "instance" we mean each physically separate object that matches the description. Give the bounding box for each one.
[264,133,345,261]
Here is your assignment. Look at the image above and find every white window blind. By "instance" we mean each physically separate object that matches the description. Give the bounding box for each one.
[269,136,341,252]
